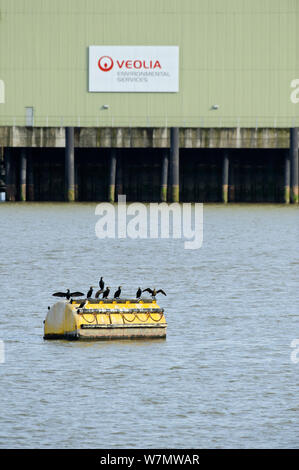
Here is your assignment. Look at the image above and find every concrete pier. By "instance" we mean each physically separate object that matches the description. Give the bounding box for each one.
[170,127,179,202]
[290,128,299,204]
[108,149,117,203]
[65,127,75,202]
[4,148,16,201]
[161,150,169,202]
[222,152,229,203]
[27,151,35,201]
[0,126,296,203]
[20,148,27,201]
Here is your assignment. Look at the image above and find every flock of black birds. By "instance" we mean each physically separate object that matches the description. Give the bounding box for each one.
[52,277,167,303]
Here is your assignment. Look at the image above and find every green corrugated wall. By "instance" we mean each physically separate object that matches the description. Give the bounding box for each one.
[0,0,298,127]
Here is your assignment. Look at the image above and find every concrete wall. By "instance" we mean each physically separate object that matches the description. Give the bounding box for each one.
[0,126,292,148]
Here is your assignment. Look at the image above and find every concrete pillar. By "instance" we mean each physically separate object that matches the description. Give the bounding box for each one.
[4,148,16,201]
[27,152,34,201]
[160,150,169,202]
[108,149,117,202]
[75,163,79,201]
[222,152,229,203]
[65,127,75,202]
[20,148,27,201]
[229,157,235,202]
[284,151,290,204]
[170,127,179,202]
[290,127,299,203]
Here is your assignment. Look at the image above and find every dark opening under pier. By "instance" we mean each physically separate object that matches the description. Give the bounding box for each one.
[0,126,298,203]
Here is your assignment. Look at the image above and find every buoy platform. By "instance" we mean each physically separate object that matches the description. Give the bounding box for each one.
[44,298,167,340]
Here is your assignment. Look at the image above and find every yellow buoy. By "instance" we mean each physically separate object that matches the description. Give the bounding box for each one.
[44,298,167,340]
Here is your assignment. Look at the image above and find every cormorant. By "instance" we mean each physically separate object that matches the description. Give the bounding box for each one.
[78,299,88,309]
[142,288,167,298]
[102,286,110,299]
[52,289,84,300]
[95,289,104,299]
[114,286,122,298]
[136,287,142,299]
[99,277,104,290]
[87,286,93,298]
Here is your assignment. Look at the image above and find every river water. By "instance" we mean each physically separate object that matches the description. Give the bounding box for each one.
[0,202,298,448]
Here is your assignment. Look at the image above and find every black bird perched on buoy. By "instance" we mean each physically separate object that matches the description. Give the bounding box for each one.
[114,286,122,298]
[142,288,167,298]
[87,286,93,298]
[95,289,104,299]
[136,287,142,299]
[99,277,104,290]
[102,286,110,299]
[78,299,88,310]
[52,289,84,300]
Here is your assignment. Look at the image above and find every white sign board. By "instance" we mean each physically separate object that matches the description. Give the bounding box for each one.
[89,46,179,93]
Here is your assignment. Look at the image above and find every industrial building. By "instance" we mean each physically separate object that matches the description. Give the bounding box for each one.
[0,0,298,202]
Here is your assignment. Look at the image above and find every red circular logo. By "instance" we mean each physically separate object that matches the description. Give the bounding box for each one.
[98,56,114,72]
